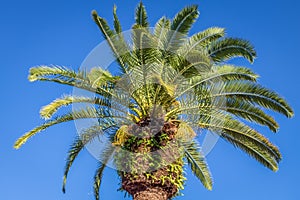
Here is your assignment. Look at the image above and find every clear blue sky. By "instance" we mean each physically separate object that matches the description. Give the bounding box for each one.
[0,0,299,199]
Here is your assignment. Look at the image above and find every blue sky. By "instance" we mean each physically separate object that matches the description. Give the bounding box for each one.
[0,0,299,199]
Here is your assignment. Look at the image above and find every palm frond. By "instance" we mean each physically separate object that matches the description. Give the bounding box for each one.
[28,66,115,97]
[113,5,122,34]
[224,99,279,132]
[28,65,78,82]
[213,65,259,81]
[14,107,121,149]
[166,5,199,51]
[87,67,117,87]
[94,145,115,200]
[197,111,282,169]
[222,133,279,171]
[179,27,225,56]
[175,65,259,99]
[167,97,279,132]
[168,53,212,80]
[134,2,149,28]
[40,96,111,119]
[217,81,294,118]
[208,38,257,63]
[62,123,116,193]
[183,140,213,190]
[153,16,171,50]
[171,5,199,35]
[92,10,127,73]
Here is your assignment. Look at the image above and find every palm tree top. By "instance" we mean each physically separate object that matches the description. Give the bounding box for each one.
[14,2,293,200]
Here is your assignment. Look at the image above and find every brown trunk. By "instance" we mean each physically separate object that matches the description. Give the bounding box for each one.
[121,166,179,200]
[133,186,168,200]
[117,117,183,200]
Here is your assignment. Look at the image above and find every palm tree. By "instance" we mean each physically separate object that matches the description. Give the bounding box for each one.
[15,2,293,200]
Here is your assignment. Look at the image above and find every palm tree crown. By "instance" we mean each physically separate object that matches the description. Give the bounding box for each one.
[15,2,293,200]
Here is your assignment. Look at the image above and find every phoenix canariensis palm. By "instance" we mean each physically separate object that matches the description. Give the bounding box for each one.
[14,2,293,200]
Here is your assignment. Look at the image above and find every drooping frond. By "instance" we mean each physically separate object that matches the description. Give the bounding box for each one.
[183,140,213,190]
[213,65,259,82]
[224,99,279,132]
[197,111,282,170]
[222,133,279,171]
[29,65,116,86]
[216,81,294,118]
[178,27,225,56]
[40,96,111,119]
[167,93,279,132]
[62,123,116,193]
[179,80,293,120]
[169,53,212,79]
[14,107,121,149]
[208,38,257,63]
[28,66,115,97]
[28,65,78,82]
[94,145,115,200]
[174,65,259,99]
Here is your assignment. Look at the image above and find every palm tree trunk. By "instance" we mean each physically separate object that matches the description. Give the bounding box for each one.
[118,119,183,200]
[121,167,179,200]
[132,187,168,200]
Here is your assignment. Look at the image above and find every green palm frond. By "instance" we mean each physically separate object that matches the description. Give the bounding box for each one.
[113,5,122,34]
[28,65,78,82]
[183,140,213,190]
[134,2,149,28]
[92,10,127,73]
[222,133,279,171]
[132,3,155,67]
[40,96,111,119]
[14,107,122,149]
[178,27,225,56]
[131,28,153,64]
[182,80,293,119]
[94,145,115,200]
[29,65,115,86]
[189,65,259,84]
[198,112,281,170]
[213,65,259,81]
[224,99,279,132]
[153,16,171,50]
[112,5,136,69]
[174,65,259,99]
[62,123,116,193]
[87,67,117,86]
[169,53,212,80]
[28,66,115,97]
[166,5,199,51]
[171,5,199,35]
[208,38,257,63]
[167,97,279,132]
[217,81,294,118]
